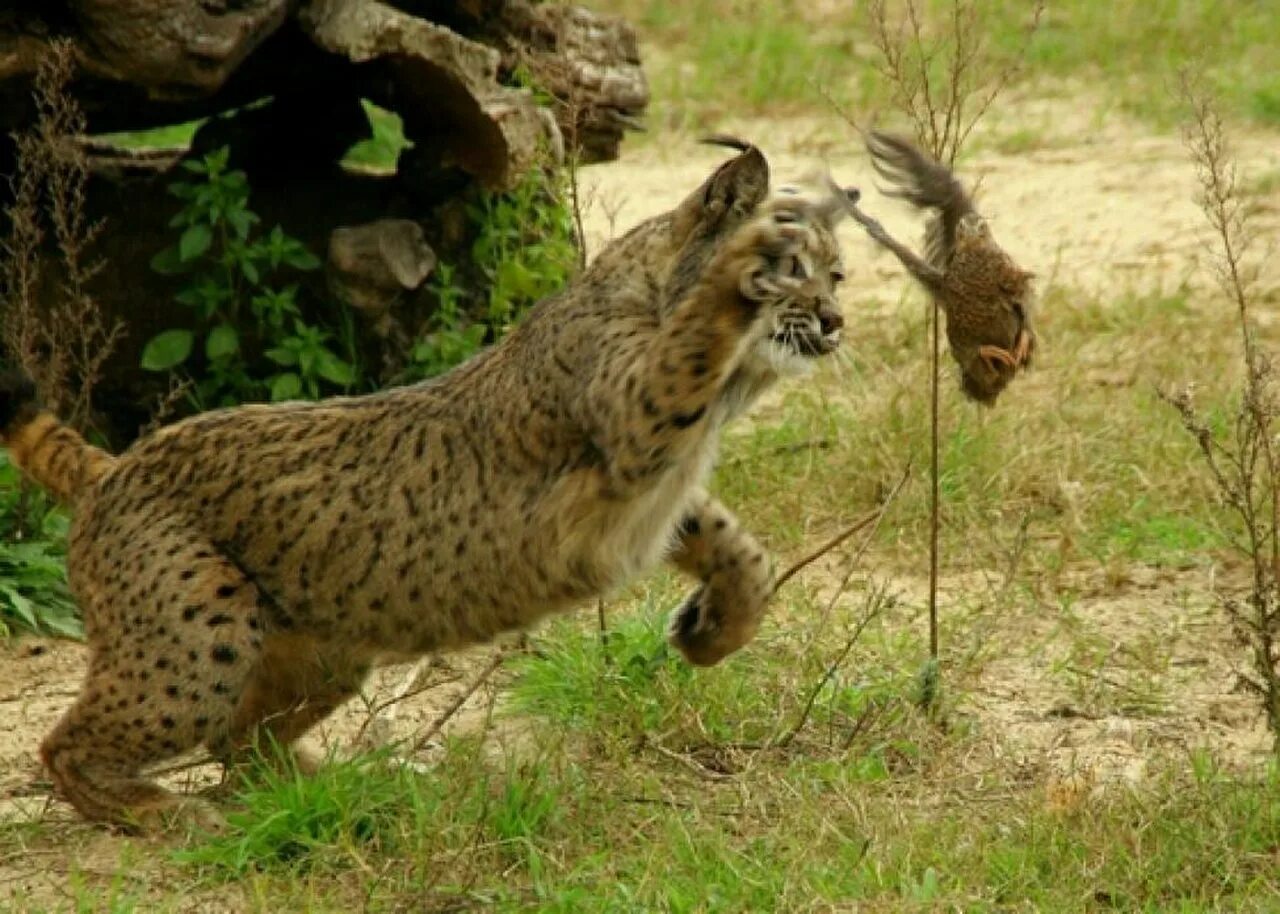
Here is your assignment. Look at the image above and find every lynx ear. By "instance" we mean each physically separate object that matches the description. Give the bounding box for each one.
[668,139,769,248]
[680,141,768,226]
[694,141,770,220]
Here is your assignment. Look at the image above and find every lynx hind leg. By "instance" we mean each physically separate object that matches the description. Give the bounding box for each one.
[41,531,264,832]
[667,495,776,666]
[214,635,371,777]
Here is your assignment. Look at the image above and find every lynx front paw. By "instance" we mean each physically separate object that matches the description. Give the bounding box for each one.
[731,205,823,305]
[666,587,761,667]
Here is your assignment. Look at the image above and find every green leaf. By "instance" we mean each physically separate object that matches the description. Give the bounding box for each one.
[141,329,194,371]
[205,324,240,361]
[264,346,298,367]
[283,246,321,271]
[205,147,230,175]
[35,606,83,640]
[227,208,255,241]
[240,257,260,284]
[150,245,188,276]
[315,351,355,386]
[174,286,205,308]
[270,373,303,402]
[0,584,37,630]
[179,223,213,262]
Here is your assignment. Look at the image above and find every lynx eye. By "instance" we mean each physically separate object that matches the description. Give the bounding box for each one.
[830,268,846,284]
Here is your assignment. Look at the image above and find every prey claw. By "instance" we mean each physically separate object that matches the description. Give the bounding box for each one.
[978,344,1018,374]
[1012,330,1033,365]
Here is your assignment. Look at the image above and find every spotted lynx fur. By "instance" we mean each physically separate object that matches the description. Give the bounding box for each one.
[0,143,851,829]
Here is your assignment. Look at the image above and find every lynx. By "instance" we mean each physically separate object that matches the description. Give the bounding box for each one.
[0,142,853,829]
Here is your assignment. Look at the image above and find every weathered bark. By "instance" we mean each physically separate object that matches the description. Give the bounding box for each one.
[68,0,289,98]
[490,3,647,163]
[299,0,558,188]
[0,0,647,441]
[0,0,647,180]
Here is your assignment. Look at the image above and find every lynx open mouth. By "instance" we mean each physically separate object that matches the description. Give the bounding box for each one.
[774,329,841,357]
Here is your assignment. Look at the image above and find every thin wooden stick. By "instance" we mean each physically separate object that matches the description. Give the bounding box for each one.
[409,651,506,755]
[597,597,609,657]
[929,300,940,665]
[773,462,911,598]
[805,464,912,647]
[771,589,890,749]
[352,657,447,746]
[648,741,735,781]
[771,510,880,596]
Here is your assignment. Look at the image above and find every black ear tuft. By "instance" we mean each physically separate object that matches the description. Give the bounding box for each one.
[699,133,754,154]
[0,369,38,436]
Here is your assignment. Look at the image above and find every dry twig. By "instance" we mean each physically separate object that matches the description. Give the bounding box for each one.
[1164,73,1280,750]
[1,40,123,435]
[771,584,896,749]
[772,462,912,596]
[409,651,508,755]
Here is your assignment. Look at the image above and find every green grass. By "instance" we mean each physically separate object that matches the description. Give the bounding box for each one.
[156,689,1280,911]
[511,584,919,752]
[986,0,1280,126]
[133,592,1280,911]
[709,282,1248,587]
[597,0,1280,129]
[634,0,863,131]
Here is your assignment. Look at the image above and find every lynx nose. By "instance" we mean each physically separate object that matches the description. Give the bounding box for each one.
[818,305,844,336]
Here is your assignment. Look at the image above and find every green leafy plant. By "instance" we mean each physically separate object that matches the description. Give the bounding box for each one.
[406,264,488,378]
[144,147,356,407]
[405,166,577,380]
[469,166,577,327]
[0,454,78,639]
[0,533,79,639]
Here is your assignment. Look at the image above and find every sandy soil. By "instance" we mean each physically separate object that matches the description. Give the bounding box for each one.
[1,98,1278,905]
[575,93,1280,297]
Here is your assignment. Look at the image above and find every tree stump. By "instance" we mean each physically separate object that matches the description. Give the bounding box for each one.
[0,0,648,442]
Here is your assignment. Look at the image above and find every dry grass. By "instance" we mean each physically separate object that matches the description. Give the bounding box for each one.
[1,41,122,435]
[1162,74,1280,750]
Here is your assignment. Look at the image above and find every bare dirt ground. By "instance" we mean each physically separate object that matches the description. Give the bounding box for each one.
[1,97,1278,906]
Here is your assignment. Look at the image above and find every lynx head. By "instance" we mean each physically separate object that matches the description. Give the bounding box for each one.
[750,170,855,374]
[594,138,850,373]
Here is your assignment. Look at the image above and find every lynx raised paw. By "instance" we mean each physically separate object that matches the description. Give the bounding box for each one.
[666,586,762,667]
[730,205,825,305]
